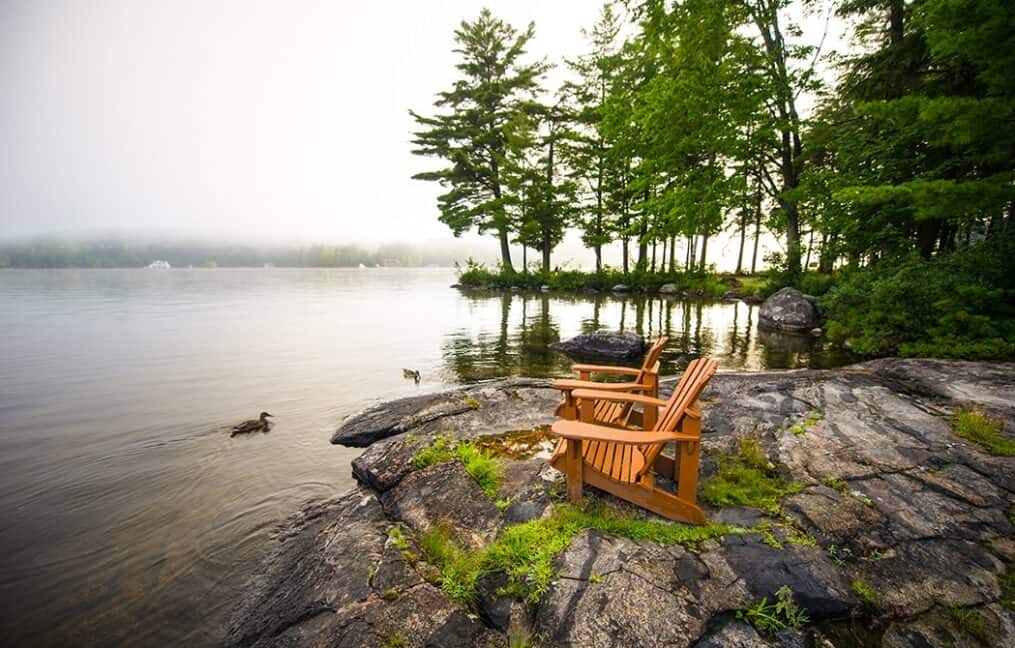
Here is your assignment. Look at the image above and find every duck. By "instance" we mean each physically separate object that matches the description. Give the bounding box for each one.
[402,368,421,384]
[231,412,273,436]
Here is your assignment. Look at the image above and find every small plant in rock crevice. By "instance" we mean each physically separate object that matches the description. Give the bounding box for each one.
[951,407,1014,457]
[851,577,880,608]
[737,585,810,633]
[412,434,500,500]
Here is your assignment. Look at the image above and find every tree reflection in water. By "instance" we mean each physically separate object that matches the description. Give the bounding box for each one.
[441,292,853,383]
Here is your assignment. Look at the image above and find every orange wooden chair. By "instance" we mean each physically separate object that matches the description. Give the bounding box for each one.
[549,358,718,524]
[551,336,668,428]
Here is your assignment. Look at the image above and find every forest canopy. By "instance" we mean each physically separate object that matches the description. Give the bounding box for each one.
[410,0,1014,359]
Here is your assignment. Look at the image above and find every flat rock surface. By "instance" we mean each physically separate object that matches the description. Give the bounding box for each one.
[231,359,1015,647]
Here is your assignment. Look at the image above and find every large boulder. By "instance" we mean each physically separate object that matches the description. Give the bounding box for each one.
[548,330,645,361]
[758,287,820,332]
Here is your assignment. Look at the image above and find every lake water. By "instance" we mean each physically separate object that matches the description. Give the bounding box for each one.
[0,268,852,645]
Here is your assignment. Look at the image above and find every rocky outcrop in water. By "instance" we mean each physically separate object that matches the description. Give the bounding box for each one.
[758,287,821,332]
[229,359,1015,648]
[547,330,645,361]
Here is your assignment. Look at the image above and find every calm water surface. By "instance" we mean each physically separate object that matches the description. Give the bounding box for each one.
[0,268,851,646]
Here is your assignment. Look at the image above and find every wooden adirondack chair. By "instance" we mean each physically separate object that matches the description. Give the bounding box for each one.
[549,357,718,524]
[551,336,669,428]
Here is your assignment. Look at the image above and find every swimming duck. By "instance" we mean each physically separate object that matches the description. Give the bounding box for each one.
[231,412,273,436]
[402,369,421,384]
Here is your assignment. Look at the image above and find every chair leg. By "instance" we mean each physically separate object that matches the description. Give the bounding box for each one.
[565,438,584,501]
[677,412,702,504]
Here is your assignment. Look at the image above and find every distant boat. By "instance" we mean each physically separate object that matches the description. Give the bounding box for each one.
[147,260,171,269]
[358,263,366,269]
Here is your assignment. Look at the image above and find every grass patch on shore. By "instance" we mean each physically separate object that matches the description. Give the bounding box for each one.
[701,438,803,514]
[416,500,742,607]
[412,435,500,500]
[951,408,1014,456]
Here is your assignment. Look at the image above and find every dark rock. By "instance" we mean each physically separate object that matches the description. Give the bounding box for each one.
[534,530,746,647]
[742,292,765,304]
[333,392,475,447]
[476,571,512,632]
[380,461,501,550]
[721,535,858,620]
[611,284,631,292]
[548,330,645,361]
[540,285,551,292]
[758,287,821,332]
[659,283,680,295]
[692,617,771,647]
[224,489,504,648]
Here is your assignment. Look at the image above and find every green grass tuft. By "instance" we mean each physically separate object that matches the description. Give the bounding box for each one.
[462,397,482,410]
[949,607,989,642]
[851,578,880,607]
[823,478,849,495]
[417,524,484,607]
[1001,560,1014,612]
[701,438,803,514]
[951,407,1014,456]
[412,435,501,500]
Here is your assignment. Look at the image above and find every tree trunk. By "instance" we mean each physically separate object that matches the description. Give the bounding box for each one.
[699,232,709,273]
[751,208,762,275]
[498,230,514,272]
[736,210,747,274]
[916,219,942,258]
[522,245,527,272]
[622,237,630,274]
[669,236,676,273]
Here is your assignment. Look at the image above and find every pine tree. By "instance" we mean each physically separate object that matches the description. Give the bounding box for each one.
[410,9,547,272]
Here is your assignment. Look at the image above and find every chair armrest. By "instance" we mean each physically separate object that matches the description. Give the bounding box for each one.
[551,419,697,445]
[551,379,652,393]
[570,364,642,376]
[569,389,668,409]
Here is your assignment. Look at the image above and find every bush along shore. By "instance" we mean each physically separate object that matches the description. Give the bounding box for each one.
[454,264,767,302]
[226,360,1015,647]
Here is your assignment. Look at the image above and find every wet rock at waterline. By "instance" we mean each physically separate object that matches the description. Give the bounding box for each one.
[547,330,645,361]
[232,360,1015,647]
[758,287,821,332]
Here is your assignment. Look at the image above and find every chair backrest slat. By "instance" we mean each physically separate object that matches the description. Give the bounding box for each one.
[634,336,668,386]
[656,358,716,432]
[636,357,717,475]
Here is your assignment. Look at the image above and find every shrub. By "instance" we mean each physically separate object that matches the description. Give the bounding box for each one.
[820,238,1015,360]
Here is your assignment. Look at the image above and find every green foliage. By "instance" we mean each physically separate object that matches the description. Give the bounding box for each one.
[457,263,727,298]
[949,607,989,643]
[851,578,880,608]
[951,407,1014,456]
[701,438,803,514]
[821,241,1015,360]
[823,478,849,495]
[1002,560,1015,612]
[381,634,407,648]
[414,499,742,607]
[412,435,501,500]
[736,585,810,634]
[418,525,484,607]
[381,588,399,602]
[462,397,482,410]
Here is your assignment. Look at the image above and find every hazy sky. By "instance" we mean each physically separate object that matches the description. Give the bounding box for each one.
[1,1,849,268]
